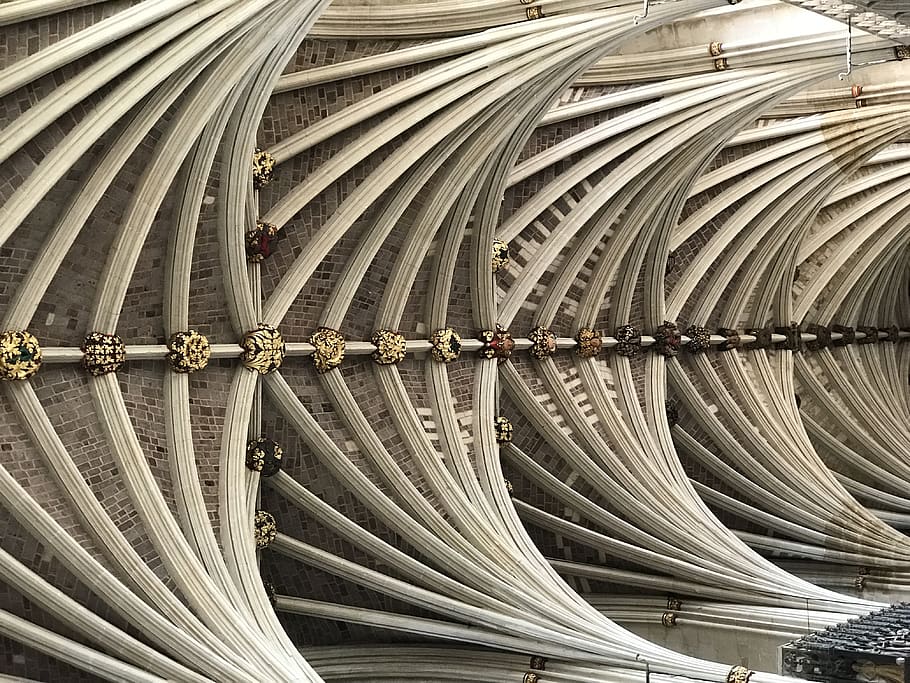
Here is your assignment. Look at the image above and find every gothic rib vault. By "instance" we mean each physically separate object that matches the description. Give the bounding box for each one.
[1,0,910,681]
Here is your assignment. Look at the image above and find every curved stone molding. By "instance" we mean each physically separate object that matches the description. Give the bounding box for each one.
[575,328,602,358]
[246,220,280,262]
[0,330,41,381]
[254,510,277,550]
[371,330,406,365]
[252,148,275,190]
[614,324,641,358]
[494,416,513,443]
[491,238,510,273]
[478,325,514,361]
[166,330,210,373]
[653,321,681,357]
[527,326,556,360]
[246,437,283,477]
[309,326,344,374]
[429,327,461,363]
[6,2,910,680]
[685,325,711,353]
[80,332,125,376]
[242,324,286,375]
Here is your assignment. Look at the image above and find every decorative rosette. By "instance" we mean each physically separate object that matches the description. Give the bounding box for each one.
[245,437,283,477]
[653,321,682,357]
[685,325,711,353]
[167,330,210,373]
[661,611,678,627]
[832,325,855,346]
[529,656,547,671]
[745,326,772,349]
[478,325,514,361]
[575,328,602,358]
[856,325,878,344]
[774,323,801,351]
[727,666,753,683]
[246,220,280,262]
[0,330,41,381]
[504,479,514,496]
[614,325,641,358]
[804,323,831,350]
[430,327,461,363]
[371,329,406,365]
[254,510,277,550]
[667,597,682,610]
[523,674,540,683]
[883,325,901,343]
[309,327,344,374]
[716,327,740,352]
[665,401,679,428]
[491,239,510,273]
[527,326,556,360]
[241,324,285,375]
[252,149,275,190]
[81,332,125,376]
[494,416,513,443]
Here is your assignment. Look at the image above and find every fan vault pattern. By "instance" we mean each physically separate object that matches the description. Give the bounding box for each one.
[1,0,910,681]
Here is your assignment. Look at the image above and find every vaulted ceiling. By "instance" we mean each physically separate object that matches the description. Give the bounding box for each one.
[784,0,910,40]
[1,1,909,681]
